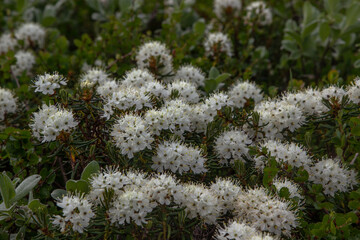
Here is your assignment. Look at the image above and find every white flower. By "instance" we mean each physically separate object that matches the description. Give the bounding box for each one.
[245,1,273,26]
[136,41,173,76]
[96,80,119,98]
[236,187,298,236]
[228,81,263,108]
[214,0,241,19]
[308,158,358,196]
[15,22,46,48]
[215,129,252,165]
[0,88,17,121]
[110,114,154,158]
[215,221,257,240]
[30,104,78,142]
[122,68,156,88]
[80,68,110,87]
[141,80,170,99]
[178,183,222,224]
[11,50,36,77]
[54,195,94,233]
[321,85,346,101]
[152,140,207,174]
[210,178,242,213]
[0,33,17,54]
[347,77,360,104]
[175,65,205,87]
[204,32,233,57]
[168,80,200,103]
[254,140,313,171]
[33,72,67,95]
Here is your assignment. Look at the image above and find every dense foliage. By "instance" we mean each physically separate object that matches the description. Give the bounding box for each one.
[1,0,360,239]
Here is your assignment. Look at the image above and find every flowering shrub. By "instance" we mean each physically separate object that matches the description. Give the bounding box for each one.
[1,0,360,239]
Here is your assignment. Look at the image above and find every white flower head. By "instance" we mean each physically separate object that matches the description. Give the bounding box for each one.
[214,0,241,19]
[0,88,17,121]
[204,32,233,58]
[0,33,18,54]
[11,50,36,77]
[228,81,263,108]
[15,22,46,48]
[347,77,360,104]
[33,72,67,95]
[245,1,273,26]
[175,65,206,87]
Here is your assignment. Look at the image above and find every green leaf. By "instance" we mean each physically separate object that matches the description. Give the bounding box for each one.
[215,73,231,84]
[13,175,41,202]
[119,0,132,13]
[193,21,206,36]
[28,199,46,213]
[51,189,67,200]
[81,161,100,182]
[204,79,218,94]
[354,59,360,69]
[330,221,336,235]
[66,180,90,194]
[209,67,220,79]
[319,22,331,42]
[263,167,279,186]
[345,212,358,224]
[0,173,15,208]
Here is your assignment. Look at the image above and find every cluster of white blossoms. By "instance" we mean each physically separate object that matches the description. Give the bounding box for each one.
[210,178,242,213]
[175,65,205,87]
[308,158,358,196]
[215,221,277,240]
[96,80,119,97]
[247,99,305,139]
[11,50,36,77]
[236,187,298,236]
[122,68,156,88]
[30,104,78,142]
[0,33,18,54]
[179,183,222,224]
[228,81,263,108]
[151,140,207,174]
[103,87,152,119]
[215,129,252,165]
[245,1,273,26]
[214,0,241,19]
[80,68,110,88]
[52,195,94,233]
[141,80,169,99]
[204,32,233,58]
[168,80,200,103]
[0,88,17,120]
[110,114,154,158]
[15,22,46,48]
[282,88,327,116]
[321,85,346,100]
[33,72,67,95]
[254,140,313,171]
[136,41,173,76]
[272,178,304,201]
[347,77,360,104]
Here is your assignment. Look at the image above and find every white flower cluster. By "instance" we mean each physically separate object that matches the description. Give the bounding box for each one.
[210,178,242,213]
[180,183,222,224]
[248,99,305,139]
[33,72,67,95]
[122,68,156,88]
[321,86,346,100]
[53,195,94,233]
[15,22,46,48]
[145,99,192,136]
[308,158,358,196]
[228,81,263,108]
[175,65,205,87]
[0,33,18,54]
[110,114,154,158]
[151,140,207,174]
[215,221,277,240]
[136,41,173,76]
[347,77,360,104]
[214,0,241,19]
[0,88,17,120]
[282,88,327,116]
[30,104,78,142]
[141,80,169,99]
[11,50,36,77]
[204,32,233,57]
[273,178,303,201]
[245,1,273,26]
[236,187,298,236]
[80,68,110,88]
[103,87,152,119]
[168,80,200,103]
[96,80,119,97]
[254,140,312,171]
[215,129,252,165]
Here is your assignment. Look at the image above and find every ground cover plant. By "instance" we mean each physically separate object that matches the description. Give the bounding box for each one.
[1,0,360,239]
